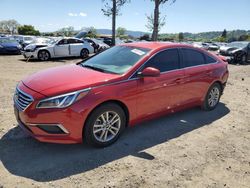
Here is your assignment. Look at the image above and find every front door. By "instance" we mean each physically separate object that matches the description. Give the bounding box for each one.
[136,48,185,120]
[54,39,69,57]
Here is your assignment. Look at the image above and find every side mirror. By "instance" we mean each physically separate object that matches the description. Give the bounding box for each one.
[138,67,160,77]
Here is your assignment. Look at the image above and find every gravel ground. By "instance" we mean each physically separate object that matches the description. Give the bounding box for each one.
[0,55,249,188]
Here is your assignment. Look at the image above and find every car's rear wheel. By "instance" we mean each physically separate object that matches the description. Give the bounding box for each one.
[202,83,222,111]
[84,103,126,147]
[80,49,89,59]
[38,50,50,61]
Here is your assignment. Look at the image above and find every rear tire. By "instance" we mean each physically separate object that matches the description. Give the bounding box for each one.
[84,103,126,147]
[202,83,222,111]
[80,49,89,59]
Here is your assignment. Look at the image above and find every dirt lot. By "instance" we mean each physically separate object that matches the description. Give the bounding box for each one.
[0,55,249,188]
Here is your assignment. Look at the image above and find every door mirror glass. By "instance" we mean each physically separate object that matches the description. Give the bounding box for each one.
[138,67,160,77]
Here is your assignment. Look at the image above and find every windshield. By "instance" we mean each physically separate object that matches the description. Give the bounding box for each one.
[24,37,34,41]
[80,46,150,74]
[228,42,248,48]
[0,38,17,44]
[48,39,59,45]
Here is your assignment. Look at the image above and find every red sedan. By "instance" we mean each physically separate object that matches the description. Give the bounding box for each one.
[14,42,229,147]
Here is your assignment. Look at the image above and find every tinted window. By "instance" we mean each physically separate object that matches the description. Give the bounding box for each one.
[68,39,83,44]
[144,49,180,72]
[182,48,205,67]
[58,39,68,45]
[205,54,217,64]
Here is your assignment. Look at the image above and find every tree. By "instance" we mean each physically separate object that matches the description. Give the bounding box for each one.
[116,27,126,37]
[86,27,97,38]
[221,29,227,38]
[18,25,40,35]
[178,32,184,41]
[238,35,248,41]
[146,13,166,34]
[102,0,130,45]
[149,0,176,41]
[58,26,74,37]
[0,19,20,34]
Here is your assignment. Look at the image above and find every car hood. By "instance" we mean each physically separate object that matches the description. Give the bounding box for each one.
[220,46,238,52]
[22,64,122,97]
[24,43,48,50]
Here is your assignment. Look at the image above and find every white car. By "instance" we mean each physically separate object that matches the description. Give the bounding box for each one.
[23,38,94,61]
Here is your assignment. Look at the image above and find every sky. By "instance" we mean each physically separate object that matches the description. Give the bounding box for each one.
[0,0,250,33]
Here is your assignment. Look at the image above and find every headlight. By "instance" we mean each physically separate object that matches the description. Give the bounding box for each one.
[0,45,3,48]
[36,88,90,109]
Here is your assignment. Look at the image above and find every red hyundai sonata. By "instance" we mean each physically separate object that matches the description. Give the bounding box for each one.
[14,42,229,147]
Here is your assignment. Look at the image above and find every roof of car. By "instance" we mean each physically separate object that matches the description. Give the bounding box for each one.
[121,42,194,50]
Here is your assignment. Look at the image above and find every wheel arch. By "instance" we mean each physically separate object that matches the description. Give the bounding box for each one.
[83,99,130,131]
[38,49,51,58]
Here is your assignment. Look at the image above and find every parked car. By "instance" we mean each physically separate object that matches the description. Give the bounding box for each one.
[207,43,219,51]
[101,37,124,46]
[219,41,250,64]
[0,37,22,54]
[14,42,229,147]
[86,38,110,52]
[83,38,100,53]
[18,36,36,48]
[22,37,94,61]
[193,42,209,50]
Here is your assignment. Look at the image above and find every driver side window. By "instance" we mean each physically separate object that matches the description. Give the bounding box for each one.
[58,39,68,45]
[144,48,180,72]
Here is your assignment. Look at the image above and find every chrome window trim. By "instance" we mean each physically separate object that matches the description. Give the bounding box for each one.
[128,47,219,79]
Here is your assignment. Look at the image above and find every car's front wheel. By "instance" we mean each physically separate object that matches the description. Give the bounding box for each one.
[38,50,50,61]
[84,103,126,147]
[202,83,222,111]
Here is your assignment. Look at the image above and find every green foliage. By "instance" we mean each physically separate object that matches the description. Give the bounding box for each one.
[159,30,250,42]
[116,27,126,36]
[58,26,74,37]
[178,32,184,41]
[18,25,40,35]
[221,29,227,38]
[86,27,97,38]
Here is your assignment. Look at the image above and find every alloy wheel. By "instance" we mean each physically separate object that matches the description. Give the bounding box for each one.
[93,111,121,142]
[208,87,220,107]
[38,51,49,61]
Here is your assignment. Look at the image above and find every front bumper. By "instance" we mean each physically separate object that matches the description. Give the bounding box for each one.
[22,51,38,59]
[14,82,92,144]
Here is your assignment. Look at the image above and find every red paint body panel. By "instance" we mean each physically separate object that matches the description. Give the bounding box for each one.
[14,42,229,144]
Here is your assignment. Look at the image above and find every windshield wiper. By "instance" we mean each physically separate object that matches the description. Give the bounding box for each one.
[80,64,107,73]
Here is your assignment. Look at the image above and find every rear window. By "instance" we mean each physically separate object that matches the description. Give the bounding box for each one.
[181,48,206,67]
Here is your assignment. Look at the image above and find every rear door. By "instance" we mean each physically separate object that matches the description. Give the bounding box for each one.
[68,39,84,56]
[54,39,70,57]
[180,48,212,104]
[136,48,186,119]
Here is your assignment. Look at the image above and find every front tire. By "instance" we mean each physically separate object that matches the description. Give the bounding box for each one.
[202,83,222,111]
[38,50,50,61]
[84,103,126,147]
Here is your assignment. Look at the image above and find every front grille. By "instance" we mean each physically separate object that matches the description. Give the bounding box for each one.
[14,87,33,111]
